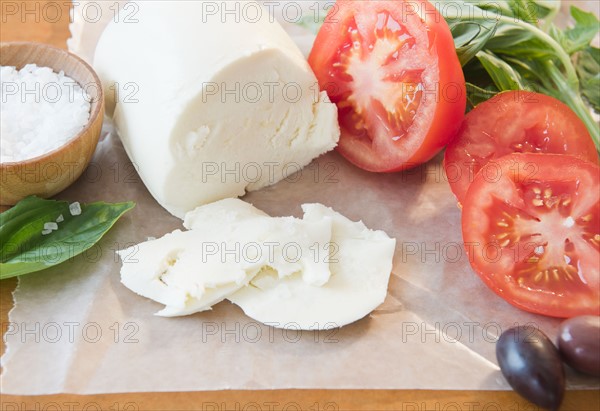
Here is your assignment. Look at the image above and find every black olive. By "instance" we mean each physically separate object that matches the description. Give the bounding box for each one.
[496,325,565,410]
[558,315,600,377]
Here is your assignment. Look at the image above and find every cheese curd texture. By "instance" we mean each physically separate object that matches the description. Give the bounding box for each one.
[94,1,339,218]
[119,199,396,329]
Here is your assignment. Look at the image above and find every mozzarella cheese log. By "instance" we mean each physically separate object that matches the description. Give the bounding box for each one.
[67,1,128,64]
[69,1,323,62]
[94,1,339,218]
[119,199,333,316]
[228,204,396,329]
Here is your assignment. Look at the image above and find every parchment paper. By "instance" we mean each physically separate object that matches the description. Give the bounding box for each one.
[2,0,599,396]
[2,130,599,394]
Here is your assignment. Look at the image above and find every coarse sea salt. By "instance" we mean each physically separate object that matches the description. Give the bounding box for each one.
[0,64,91,163]
[44,222,59,231]
[69,201,82,216]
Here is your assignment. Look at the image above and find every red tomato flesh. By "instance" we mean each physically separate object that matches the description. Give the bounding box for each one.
[462,153,600,318]
[308,0,466,172]
[445,91,599,204]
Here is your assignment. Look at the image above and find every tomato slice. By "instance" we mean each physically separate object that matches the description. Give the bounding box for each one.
[445,91,599,204]
[308,0,465,172]
[462,153,600,317]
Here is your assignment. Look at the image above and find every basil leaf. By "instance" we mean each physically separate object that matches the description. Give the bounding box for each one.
[564,7,599,55]
[460,0,555,22]
[574,46,600,112]
[450,20,498,66]
[477,50,526,90]
[466,82,498,110]
[549,8,598,56]
[507,0,540,24]
[0,196,135,279]
[439,0,600,151]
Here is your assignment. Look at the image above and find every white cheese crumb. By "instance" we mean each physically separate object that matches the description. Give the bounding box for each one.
[41,229,52,236]
[56,214,64,223]
[69,202,82,216]
[44,222,58,231]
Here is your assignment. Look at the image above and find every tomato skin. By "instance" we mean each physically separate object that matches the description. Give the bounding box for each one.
[444,91,600,204]
[462,153,600,318]
[308,0,466,172]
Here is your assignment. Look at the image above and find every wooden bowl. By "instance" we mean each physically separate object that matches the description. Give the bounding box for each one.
[0,42,104,205]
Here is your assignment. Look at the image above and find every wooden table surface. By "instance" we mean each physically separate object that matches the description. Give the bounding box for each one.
[1,1,599,410]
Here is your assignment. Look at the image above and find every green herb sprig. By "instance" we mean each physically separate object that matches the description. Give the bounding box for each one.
[0,196,135,279]
[441,0,600,151]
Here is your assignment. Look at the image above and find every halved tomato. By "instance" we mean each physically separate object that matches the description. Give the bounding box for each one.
[445,91,599,204]
[308,0,466,172]
[462,153,600,317]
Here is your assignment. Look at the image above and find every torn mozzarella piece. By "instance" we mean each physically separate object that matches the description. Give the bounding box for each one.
[228,204,396,329]
[183,198,269,231]
[94,1,339,219]
[119,229,252,317]
[119,199,396,327]
[119,199,332,316]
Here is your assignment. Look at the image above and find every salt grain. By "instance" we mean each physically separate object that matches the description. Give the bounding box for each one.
[56,214,64,223]
[69,201,82,216]
[0,64,91,163]
[44,222,58,231]
[41,229,52,236]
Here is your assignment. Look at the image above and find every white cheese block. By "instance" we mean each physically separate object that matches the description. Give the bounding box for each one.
[68,1,323,62]
[119,199,333,316]
[228,204,396,329]
[94,1,339,218]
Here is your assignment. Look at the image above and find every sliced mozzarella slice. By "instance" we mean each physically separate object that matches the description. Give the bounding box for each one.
[119,199,333,316]
[228,204,396,329]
